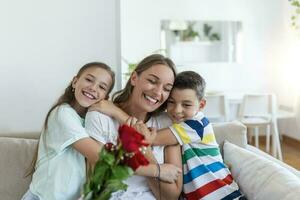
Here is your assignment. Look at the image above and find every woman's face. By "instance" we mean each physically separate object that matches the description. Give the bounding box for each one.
[130,64,175,114]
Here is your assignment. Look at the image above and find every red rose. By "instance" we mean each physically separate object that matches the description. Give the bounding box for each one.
[118,125,150,170]
[118,125,148,153]
[123,151,150,170]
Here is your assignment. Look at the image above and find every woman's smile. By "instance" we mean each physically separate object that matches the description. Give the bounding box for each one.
[143,93,159,105]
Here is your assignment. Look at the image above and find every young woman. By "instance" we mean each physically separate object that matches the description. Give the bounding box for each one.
[22,62,115,200]
[86,54,183,200]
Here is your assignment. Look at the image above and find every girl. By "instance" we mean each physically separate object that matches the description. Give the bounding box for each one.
[86,54,183,200]
[21,62,115,200]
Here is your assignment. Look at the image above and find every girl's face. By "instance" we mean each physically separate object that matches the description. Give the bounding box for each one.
[130,64,175,114]
[72,67,113,109]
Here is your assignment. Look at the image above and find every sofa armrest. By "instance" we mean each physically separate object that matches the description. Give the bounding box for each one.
[0,137,38,200]
[213,120,248,155]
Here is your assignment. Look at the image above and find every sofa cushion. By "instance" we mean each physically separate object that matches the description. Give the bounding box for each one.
[213,120,247,155]
[223,141,300,200]
[0,137,38,200]
[246,144,300,178]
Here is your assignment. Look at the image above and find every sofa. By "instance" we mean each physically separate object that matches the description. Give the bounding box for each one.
[0,121,299,200]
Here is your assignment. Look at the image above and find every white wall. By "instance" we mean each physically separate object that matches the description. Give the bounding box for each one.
[121,0,284,95]
[0,0,121,133]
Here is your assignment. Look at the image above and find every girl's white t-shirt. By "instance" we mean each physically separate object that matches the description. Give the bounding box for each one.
[30,104,89,200]
[85,111,171,200]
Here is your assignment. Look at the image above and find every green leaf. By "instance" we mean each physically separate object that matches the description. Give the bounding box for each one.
[83,191,93,200]
[111,165,133,180]
[91,164,109,187]
[106,179,128,191]
[128,63,137,73]
[83,181,92,196]
[96,188,114,200]
[292,1,300,7]
[209,33,221,41]
[100,149,115,166]
[96,180,128,200]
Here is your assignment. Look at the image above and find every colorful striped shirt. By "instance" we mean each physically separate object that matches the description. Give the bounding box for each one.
[169,112,242,200]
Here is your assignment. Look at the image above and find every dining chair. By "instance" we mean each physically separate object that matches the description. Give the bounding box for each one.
[239,94,283,160]
[203,94,229,123]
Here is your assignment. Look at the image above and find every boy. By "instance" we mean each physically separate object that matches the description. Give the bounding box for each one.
[148,71,243,200]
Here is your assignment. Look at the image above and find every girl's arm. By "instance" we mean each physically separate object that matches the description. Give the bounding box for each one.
[89,100,129,123]
[147,145,183,200]
[72,138,103,165]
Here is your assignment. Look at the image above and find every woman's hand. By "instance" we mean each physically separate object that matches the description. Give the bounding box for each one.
[159,163,182,183]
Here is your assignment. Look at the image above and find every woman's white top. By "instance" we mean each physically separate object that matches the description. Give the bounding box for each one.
[30,104,89,200]
[85,111,171,200]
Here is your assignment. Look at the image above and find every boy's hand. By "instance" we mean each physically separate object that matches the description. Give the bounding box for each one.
[133,122,156,145]
[126,117,157,144]
[145,127,157,144]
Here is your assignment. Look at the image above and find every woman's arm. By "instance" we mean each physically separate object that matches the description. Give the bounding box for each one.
[134,147,181,183]
[147,145,183,200]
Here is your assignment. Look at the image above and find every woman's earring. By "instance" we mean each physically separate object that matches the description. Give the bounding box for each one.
[72,87,75,92]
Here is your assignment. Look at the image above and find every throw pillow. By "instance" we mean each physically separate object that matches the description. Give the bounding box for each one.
[223,141,300,200]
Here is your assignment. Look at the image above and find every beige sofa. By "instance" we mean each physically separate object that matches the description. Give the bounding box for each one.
[0,121,299,200]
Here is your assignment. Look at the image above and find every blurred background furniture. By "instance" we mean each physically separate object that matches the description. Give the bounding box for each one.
[203,93,229,123]
[238,94,283,160]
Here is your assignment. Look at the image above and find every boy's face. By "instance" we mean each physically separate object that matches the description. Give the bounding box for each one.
[167,88,206,123]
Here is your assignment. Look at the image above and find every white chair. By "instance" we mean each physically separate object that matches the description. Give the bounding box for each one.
[204,94,229,123]
[239,94,283,160]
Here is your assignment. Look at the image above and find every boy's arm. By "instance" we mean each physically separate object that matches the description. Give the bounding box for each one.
[152,128,179,146]
[89,100,129,124]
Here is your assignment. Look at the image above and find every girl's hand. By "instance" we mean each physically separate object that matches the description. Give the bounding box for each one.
[89,100,129,124]
[159,163,182,183]
[89,100,117,117]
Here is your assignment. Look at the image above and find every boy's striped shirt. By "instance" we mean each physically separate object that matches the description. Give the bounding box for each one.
[169,112,242,200]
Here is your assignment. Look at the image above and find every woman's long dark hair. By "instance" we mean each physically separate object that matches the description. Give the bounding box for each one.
[112,54,176,118]
[25,62,115,177]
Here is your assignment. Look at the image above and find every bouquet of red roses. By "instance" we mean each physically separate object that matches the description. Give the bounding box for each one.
[82,125,150,200]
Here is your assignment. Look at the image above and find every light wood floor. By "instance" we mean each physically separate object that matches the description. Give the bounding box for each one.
[250,136,300,170]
